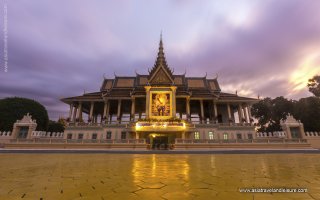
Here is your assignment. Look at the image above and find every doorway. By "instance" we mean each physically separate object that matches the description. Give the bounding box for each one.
[18,127,29,138]
[290,127,301,138]
[150,134,169,150]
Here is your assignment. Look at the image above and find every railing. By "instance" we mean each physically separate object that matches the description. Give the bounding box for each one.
[9,138,146,144]
[175,138,308,144]
[0,131,12,137]
[67,121,254,128]
[32,131,64,138]
[67,122,127,127]
[256,131,286,138]
[305,132,320,137]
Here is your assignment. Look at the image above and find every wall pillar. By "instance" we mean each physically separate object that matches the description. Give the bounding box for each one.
[227,103,232,120]
[145,86,151,119]
[135,132,139,139]
[186,97,190,121]
[171,86,177,117]
[103,100,108,119]
[247,104,252,117]
[89,101,94,120]
[72,106,77,122]
[68,104,73,120]
[238,104,244,123]
[77,102,82,121]
[200,99,204,124]
[213,101,218,123]
[106,101,110,122]
[117,99,122,123]
[131,97,135,121]
[244,105,249,123]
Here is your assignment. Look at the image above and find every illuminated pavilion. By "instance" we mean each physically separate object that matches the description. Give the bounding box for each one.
[61,37,259,149]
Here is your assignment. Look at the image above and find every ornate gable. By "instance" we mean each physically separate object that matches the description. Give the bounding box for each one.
[151,68,173,84]
[148,36,174,85]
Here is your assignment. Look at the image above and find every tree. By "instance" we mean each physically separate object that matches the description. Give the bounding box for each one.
[47,120,65,132]
[308,75,320,97]
[251,97,272,132]
[251,97,294,132]
[293,97,320,131]
[0,97,49,131]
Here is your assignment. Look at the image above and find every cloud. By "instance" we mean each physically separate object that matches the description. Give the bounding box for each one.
[1,0,319,120]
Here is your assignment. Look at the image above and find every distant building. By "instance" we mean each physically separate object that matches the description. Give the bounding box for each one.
[61,37,259,149]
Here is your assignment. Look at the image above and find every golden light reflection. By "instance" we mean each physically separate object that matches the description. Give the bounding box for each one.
[290,52,320,91]
[132,155,190,182]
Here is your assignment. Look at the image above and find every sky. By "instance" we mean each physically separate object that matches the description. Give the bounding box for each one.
[0,0,320,120]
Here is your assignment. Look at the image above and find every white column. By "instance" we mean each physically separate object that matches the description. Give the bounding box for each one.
[68,104,73,119]
[131,97,135,121]
[77,102,82,121]
[247,105,252,121]
[72,106,77,122]
[186,97,190,120]
[103,100,108,118]
[89,102,94,120]
[244,105,249,123]
[145,86,151,119]
[200,99,204,124]
[106,101,110,122]
[227,103,232,119]
[171,86,177,117]
[213,101,218,123]
[238,104,243,123]
[117,99,122,123]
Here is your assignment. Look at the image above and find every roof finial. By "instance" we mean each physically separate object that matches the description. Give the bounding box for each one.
[159,31,164,52]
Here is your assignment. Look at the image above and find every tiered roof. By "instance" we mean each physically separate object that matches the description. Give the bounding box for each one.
[61,36,257,103]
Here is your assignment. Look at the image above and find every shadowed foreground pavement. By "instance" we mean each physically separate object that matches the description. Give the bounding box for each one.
[0,149,320,154]
[0,153,320,199]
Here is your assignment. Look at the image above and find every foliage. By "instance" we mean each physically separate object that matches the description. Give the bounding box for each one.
[0,97,49,131]
[308,75,320,97]
[47,120,65,132]
[251,97,294,132]
[57,117,67,128]
[293,97,320,131]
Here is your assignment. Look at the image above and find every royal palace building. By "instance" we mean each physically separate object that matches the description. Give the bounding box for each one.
[61,37,259,149]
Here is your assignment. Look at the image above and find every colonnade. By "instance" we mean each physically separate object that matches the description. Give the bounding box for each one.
[68,97,253,125]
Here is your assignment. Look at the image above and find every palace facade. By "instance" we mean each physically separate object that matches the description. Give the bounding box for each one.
[61,37,259,149]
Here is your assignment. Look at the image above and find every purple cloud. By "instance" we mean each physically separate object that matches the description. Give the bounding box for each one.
[0,0,319,120]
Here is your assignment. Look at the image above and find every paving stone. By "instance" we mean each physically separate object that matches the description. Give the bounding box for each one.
[0,154,319,199]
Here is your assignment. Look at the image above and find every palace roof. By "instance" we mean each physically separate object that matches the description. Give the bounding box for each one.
[61,37,257,103]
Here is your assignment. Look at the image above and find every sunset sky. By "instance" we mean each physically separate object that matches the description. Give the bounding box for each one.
[0,0,320,120]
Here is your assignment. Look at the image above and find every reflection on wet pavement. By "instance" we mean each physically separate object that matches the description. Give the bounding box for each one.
[0,154,319,200]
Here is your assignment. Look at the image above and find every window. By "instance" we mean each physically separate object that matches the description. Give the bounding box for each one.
[92,133,97,140]
[67,133,72,140]
[208,131,214,140]
[106,131,112,139]
[223,133,228,140]
[121,132,127,139]
[248,133,253,139]
[78,133,83,140]
[194,132,200,139]
[237,133,242,140]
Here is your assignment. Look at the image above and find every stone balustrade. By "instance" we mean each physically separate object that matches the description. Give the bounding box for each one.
[8,138,146,144]
[31,131,64,138]
[0,131,12,137]
[175,138,307,144]
[305,132,320,137]
[256,131,286,138]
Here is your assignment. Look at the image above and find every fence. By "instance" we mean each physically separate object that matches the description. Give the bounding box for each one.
[256,131,286,138]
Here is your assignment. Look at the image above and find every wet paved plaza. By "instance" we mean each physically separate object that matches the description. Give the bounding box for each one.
[0,153,320,200]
